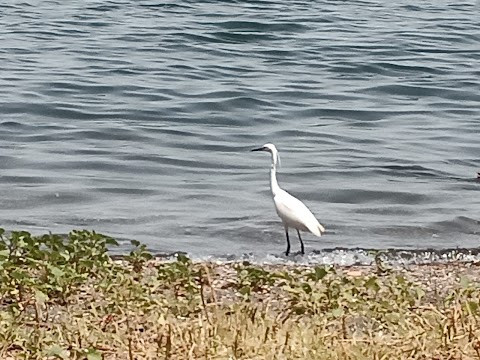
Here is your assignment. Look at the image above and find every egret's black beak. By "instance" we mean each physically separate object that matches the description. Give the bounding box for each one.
[251,147,265,152]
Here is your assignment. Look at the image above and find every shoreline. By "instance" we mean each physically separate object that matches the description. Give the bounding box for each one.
[109,245,480,268]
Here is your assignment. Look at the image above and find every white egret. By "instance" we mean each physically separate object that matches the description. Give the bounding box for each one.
[251,143,325,256]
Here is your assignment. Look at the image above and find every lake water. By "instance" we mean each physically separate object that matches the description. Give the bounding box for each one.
[1,0,479,264]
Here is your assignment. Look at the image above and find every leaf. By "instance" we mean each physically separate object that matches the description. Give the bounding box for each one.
[86,348,102,360]
[131,239,140,247]
[50,266,65,278]
[142,252,153,260]
[467,301,479,314]
[0,249,9,260]
[313,266,328,281]
[415,287,426,300]
[331,307,344,318]
[301,282,312,294]
[11,270,28,280]
[106,237,119,246]
[459,276,470,288]
[364,277,379,291]
[239,286,251,296]
[47,345,68,359]
[342,291,354,302]
[35,290,48,304]
[396,275,406,285]
[177,253,190,264]
[60,252,71,261]
[385,312,400,323]
[283,285,301,295]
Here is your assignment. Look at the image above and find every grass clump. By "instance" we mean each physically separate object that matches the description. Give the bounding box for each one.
[0,229,480,359]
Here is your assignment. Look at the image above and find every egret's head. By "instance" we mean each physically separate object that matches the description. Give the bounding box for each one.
[251,143,277,153]
[251,143,280,167]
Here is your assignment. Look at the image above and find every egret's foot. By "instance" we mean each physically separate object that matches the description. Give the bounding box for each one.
[283,250,305,257]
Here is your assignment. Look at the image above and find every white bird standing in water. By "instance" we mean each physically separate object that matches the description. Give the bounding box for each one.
[251,143,325,256]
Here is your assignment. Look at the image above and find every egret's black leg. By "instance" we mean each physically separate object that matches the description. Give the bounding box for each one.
[285,227,291,256]
[297,230,305,255]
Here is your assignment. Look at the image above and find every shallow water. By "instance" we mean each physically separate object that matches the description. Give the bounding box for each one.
[0,0,479,262]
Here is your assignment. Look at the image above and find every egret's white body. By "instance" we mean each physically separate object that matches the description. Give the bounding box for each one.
[252,143,325,255]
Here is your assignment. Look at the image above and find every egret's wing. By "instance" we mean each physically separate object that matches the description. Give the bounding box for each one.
[274,190,324,236]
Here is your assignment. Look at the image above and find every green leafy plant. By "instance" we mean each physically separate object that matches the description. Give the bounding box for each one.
[1,228,479,359]
[126,239,153,273]
[234,263,277,299]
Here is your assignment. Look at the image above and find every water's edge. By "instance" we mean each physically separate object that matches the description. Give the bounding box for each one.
[112,246,480,267]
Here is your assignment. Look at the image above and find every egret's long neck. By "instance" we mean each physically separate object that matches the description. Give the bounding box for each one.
[270,151,280,196]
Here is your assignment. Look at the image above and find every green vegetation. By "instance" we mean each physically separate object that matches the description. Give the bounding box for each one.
[0,229,480,359]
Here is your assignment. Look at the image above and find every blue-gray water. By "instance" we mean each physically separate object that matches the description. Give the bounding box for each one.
[1,0,479,264]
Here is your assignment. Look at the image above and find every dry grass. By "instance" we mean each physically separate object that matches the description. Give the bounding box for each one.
[1,230,480,359]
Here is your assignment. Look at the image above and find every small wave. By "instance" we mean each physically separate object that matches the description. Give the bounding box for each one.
[145,247,480,267]
[211,20,309,33]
